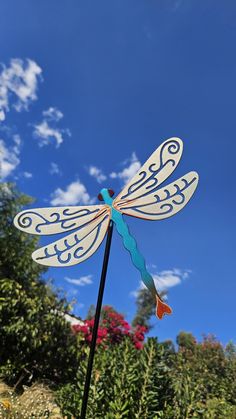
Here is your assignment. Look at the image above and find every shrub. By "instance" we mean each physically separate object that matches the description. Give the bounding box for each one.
[0,183,80,386]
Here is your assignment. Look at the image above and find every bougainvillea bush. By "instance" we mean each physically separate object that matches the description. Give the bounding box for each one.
[72,305,147,349]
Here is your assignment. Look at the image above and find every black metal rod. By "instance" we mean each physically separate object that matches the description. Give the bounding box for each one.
[80,220,114,419]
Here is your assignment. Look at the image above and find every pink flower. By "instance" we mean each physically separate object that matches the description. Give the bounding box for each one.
[72,306,148,350]
[79,325,89,334]
[134,341,143,350]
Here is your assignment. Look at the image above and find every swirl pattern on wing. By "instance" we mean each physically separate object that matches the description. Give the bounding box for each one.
[31,208,111,267]
[14,205,106,235]
[113,138,183,209]
[114,172,198,220]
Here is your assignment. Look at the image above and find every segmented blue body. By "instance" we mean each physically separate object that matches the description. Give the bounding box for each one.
[101,188,158,298]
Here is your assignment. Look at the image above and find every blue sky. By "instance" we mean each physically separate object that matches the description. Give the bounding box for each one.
[0,0,235,345]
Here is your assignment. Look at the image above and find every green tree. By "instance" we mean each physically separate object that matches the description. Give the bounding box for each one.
[176,331,196,351]
[132,288,167,331]
[170,334,236,418]
[0,183,79,386]
[0,182,44,286]
[132,288,155,330]
[225,341,236,404]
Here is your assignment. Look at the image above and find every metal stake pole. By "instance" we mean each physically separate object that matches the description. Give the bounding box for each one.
[80,220,114,419]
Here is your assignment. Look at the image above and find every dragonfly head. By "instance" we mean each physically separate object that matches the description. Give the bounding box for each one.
[98,188,115,204]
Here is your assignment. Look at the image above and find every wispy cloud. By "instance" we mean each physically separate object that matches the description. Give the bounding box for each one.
[65,275,93,286]
[50,179,94,205]
[153,268,191,291]
[0,58,42,121]
[22,171,33,179]
[33,121,63,147]
[49,162,61,175]
[130,268,191,297]
[88,165,107,183]
[33,106,71,148]
[0,134,21,179]
[42,107,63,122]
[110,152,141,185]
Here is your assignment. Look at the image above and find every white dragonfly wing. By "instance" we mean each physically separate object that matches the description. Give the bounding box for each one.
[14,205,106,235]
[31,207,111,267]
[113,137,183,207]
[114,172,198,220]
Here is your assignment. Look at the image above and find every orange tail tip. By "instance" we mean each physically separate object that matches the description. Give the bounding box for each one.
[156,296,172,320]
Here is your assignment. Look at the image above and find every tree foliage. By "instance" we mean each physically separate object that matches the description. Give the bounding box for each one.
[0,183,79,386]
[132,288,167,331]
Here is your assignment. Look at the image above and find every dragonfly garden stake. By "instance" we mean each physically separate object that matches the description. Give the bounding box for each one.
[14,137,199,418]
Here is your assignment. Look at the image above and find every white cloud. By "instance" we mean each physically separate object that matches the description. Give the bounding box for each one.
[33,121,64,147]
[33,107,70,148]
[0,58,42,121]
[13,134,21,148]
[130,268,191,297]
[50,162,60,175]
[0,110,5,121]
[50,179,94,206]
[43,107,63,121]
[110,152,141,185]
[88,165,107,183]
[23,171,32,179]
[0,135,21,179]
[65,275,93,286]
[153,270,182,291]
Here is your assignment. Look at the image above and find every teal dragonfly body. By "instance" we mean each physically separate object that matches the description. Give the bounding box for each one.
[100,188,172,319]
